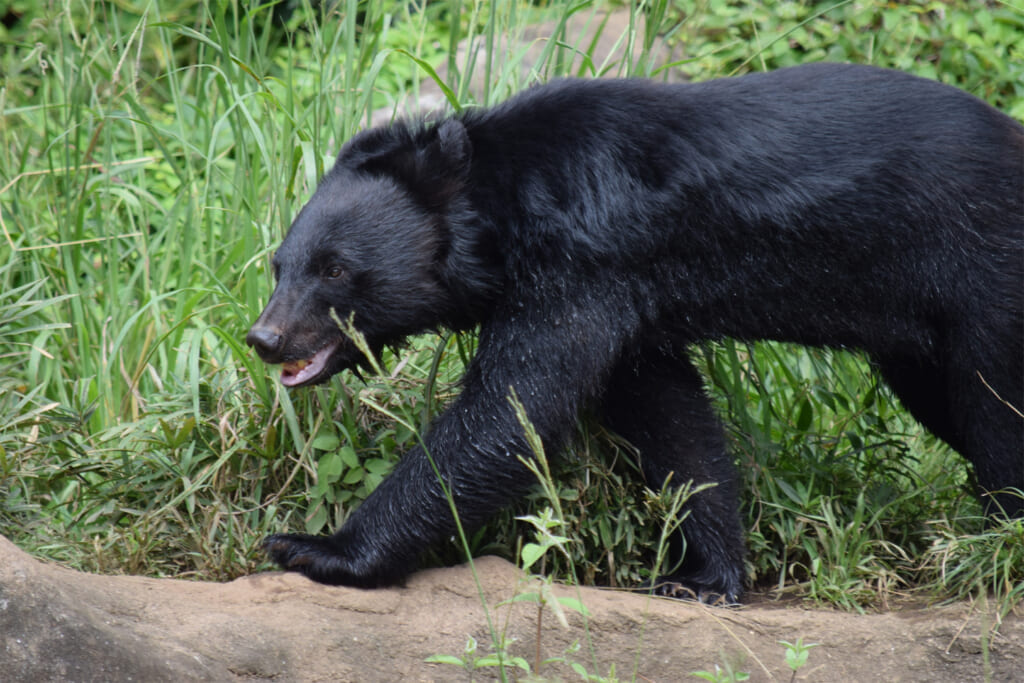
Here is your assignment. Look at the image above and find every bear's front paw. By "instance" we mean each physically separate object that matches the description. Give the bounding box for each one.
[263,533,354,585]
[264,532,323,567]
[263,532,405,588]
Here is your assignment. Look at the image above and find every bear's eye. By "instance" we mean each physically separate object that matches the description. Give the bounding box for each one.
[325,265,344,280]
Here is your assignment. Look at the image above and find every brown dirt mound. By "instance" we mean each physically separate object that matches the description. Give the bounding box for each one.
[1,535,1019,681]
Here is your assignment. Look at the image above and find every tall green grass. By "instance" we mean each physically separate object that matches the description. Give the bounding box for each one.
[1,0,1021,611]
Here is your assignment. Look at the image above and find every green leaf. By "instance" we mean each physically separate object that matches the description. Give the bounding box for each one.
[342,466,365,485]
[520,543,546,572]
[311,432,340,452]
[556,596,591,617]
[339,445,359,468]
[317,453,343,483]
[475,654,530,671]
[795,398,813,432]
[395,49,461,111]
[305,504,328,535]
[785,647,810,670]
[508,591,542,604]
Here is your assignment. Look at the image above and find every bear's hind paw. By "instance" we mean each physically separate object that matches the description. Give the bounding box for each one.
[650,578,740,606]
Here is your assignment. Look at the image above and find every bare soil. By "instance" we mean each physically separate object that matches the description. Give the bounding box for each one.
[1,535,1020,682]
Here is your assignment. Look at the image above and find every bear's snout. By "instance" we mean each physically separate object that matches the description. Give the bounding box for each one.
[246,324,284,362]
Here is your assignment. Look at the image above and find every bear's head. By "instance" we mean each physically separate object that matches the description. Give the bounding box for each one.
[246,118,496,386]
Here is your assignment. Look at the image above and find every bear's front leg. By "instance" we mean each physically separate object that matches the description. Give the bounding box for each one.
[263,394,534,586]
[263,444,459,587]
[265,297,632,587]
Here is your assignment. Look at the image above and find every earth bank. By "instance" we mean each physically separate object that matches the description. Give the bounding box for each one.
[1,536,1020,682]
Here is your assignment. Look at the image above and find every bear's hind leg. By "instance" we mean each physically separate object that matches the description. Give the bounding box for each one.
[876,357,966,454]
[602,345,746,603]
[948,357,1024,518]
[879,348,1024,518]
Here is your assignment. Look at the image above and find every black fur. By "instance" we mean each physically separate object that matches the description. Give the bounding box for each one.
[246,63,1024,602]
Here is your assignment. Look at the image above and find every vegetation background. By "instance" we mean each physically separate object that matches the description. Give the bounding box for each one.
[1,0,1021,613]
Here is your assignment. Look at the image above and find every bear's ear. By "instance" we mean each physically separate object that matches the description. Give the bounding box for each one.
[432,119,471,176]
[412,119,471,210]
[340,119,471,211]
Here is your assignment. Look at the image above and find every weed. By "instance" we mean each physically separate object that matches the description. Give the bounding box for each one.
[425,634,530,681]
[691,657,751,682]
[779,637,818,681]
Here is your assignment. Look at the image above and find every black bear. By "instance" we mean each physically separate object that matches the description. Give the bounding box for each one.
[246,63,1024,602]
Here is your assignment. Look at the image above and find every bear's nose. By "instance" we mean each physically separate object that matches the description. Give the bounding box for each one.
[246,325,283,360]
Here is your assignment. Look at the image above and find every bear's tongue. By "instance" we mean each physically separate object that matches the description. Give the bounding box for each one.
[280,343,337,387]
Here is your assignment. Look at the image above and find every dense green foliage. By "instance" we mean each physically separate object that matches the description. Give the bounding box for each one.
[1,0,1021,609]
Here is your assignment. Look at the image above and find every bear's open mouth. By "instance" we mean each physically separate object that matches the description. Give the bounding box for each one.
[280,341,341,387]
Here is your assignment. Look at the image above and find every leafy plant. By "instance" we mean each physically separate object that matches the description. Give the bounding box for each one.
[921,513,1024,619]
[425,634,530,680]
[691,658,751,682]
[779,637,818,680]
